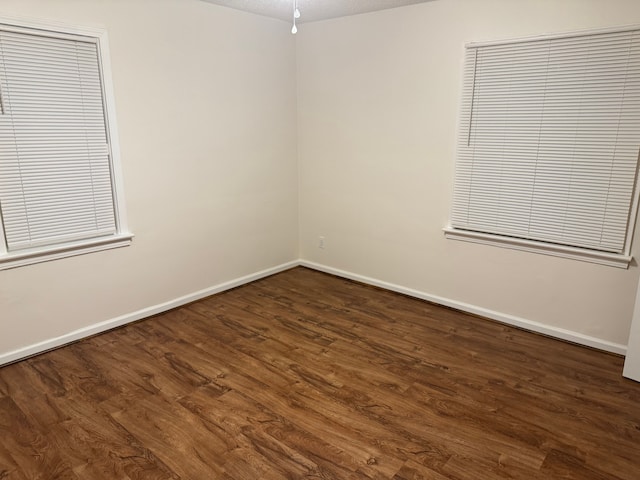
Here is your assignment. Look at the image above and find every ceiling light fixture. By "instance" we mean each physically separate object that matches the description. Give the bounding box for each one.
[292,0,300,34]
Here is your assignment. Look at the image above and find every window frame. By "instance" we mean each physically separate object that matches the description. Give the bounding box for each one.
[0,16,132,270]
[445,25,640,269]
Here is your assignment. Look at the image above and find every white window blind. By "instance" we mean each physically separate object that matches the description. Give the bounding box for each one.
[451,27,640,255]
[0,28,116,251]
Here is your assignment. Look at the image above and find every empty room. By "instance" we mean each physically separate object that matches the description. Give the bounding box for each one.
[1,0,640,478]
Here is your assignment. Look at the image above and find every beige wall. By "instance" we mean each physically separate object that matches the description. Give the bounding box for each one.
[0,0,298,357]
[297,0,640,348]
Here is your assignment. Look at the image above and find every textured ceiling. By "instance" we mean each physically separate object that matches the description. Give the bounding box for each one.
[200,0,433,23]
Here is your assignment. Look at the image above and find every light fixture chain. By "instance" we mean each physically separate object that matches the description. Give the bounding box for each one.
[292,0,299,34]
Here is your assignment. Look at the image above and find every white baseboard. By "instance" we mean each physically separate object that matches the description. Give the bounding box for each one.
[0,260,300,366]
[2,258,626,366]
[299,260,627,356]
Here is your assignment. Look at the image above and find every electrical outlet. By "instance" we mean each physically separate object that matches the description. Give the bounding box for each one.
[318,236,325,249]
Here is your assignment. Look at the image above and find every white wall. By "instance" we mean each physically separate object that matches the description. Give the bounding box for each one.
[3,0,640,363]
[297,0,640,350]
[0,0,298,359]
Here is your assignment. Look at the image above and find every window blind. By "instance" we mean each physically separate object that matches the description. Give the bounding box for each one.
[0,29,116,251]
[451,28,640,254]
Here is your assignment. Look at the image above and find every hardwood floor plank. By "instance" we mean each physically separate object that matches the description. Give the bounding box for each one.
[539,449,618,480]
[179,389,338,479]
[0,397,78,479]
[0,442,28,480]
[392,459,451,480]
[48,416,178,480]
[107,394,228,478]
[220,389,400,479]
[1,267,639,479]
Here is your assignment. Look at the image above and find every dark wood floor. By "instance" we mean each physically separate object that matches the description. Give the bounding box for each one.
[1,267,639,479]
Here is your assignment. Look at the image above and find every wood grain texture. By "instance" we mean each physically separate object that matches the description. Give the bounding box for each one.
[1,266,639,479]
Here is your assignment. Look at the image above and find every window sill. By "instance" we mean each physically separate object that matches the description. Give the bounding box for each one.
[443,227,632,269]
[0,233,134,271]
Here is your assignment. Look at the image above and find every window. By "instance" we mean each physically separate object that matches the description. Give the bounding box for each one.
[445,26,640,268]
[0,20,131,270]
